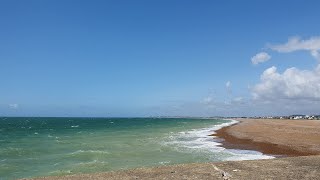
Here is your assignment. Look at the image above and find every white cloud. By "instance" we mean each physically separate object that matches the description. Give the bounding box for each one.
[9,104,19,109]
[246,36,320,115]
[311,49,320,60]
[226,81,232,95]
[252,65,320,100]
[269,36,320,61]
[251,52,271,65]
[226,81,231,88]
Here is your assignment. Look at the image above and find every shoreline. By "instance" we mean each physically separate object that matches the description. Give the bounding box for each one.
[214,118,320,157]
[22,118,320,180]
[215,123,309,157]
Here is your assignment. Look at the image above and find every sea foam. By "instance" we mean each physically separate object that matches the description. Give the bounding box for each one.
[162,119,274,161]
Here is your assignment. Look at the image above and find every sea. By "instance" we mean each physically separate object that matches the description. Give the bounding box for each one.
[0,117,273,179]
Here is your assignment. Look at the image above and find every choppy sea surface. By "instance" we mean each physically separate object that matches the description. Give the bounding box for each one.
[0,117,273,179]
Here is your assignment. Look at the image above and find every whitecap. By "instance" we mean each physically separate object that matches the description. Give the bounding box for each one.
[158,161,171,165]
[49,170,72,175]
[74,159,108,165]
[69,150,110,155]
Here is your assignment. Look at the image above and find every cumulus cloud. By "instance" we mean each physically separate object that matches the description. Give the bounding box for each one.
[251,52,271,65]
[247,36,320,115]
[9,104,19,109]
[252,65,320,100]
[269,36,320,61]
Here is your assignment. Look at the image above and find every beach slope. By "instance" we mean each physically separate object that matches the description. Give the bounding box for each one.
[23,155,320,180]
[216,119,320,156]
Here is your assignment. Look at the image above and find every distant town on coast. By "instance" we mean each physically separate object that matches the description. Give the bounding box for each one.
[232,115,320,120]
[152,115,320,120]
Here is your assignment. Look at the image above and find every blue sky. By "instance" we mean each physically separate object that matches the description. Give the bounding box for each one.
[1,0,320,117]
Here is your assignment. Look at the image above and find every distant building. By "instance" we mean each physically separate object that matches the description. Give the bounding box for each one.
[289,115,305,120]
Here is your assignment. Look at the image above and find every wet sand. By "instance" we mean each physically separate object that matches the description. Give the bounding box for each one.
[215,119,320,156]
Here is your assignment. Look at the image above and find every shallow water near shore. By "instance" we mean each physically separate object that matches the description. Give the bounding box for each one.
[0,117,273,179]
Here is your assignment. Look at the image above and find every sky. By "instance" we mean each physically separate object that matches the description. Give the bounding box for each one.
[1,0,320,117]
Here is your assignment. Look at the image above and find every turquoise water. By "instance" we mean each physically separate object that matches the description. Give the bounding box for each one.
[0,117,272,179]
